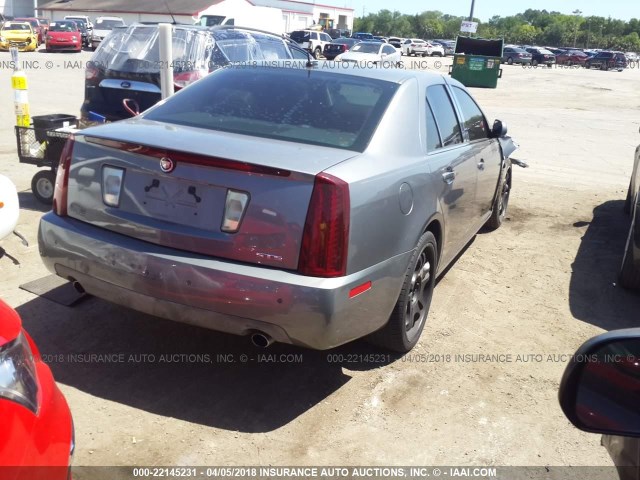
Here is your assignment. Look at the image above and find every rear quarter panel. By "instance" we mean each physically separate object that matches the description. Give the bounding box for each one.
[326,77,444,275]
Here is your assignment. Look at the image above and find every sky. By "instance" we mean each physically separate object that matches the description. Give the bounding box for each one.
[346,0,638,22]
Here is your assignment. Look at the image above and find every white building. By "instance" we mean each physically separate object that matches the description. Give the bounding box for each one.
[35,0,353,33]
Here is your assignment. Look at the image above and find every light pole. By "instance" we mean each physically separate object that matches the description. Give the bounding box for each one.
[572,9,582,47]
[469,0,476,21]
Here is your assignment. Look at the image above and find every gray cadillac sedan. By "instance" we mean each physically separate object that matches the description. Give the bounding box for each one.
[39,63,517,352]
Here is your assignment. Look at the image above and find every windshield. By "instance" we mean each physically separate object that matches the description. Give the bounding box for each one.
[538,48,554,54]
[95,19,125,29]
[49,21,77,32]
[144,67,398,152]
[350,43,380,54]
[2,23,31,31]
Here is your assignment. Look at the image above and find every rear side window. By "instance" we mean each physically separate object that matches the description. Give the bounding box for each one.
[426,85,463,147]
[144,67,399,152]
[451,86,489,142]
[425,103,441,152]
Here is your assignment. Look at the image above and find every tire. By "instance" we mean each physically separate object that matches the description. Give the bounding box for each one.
[619,218,640,291]
[368,231,437,353]
[585,61,591,69]
[532,59,538,66]
[31,170,56,205]
[485,167,512,231]
[624,182,632,214]
[313,47,321,59]
[507,57,513,65]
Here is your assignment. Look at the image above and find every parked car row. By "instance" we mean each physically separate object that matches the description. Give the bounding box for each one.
[0,15,125,52]
[503,44,630,70]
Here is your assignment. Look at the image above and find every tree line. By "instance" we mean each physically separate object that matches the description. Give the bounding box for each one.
[353,9,640,51]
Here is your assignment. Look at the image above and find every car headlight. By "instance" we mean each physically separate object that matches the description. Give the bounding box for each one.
[0,37,5,42]
[71,36,77,41]
[0,333,39,414]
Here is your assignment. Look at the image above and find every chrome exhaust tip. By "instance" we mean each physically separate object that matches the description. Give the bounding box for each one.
[251,332,274,348]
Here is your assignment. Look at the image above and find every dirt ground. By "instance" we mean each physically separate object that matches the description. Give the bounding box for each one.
[1,51,640,469]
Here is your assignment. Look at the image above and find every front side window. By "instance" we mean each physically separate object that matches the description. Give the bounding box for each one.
[426,85,463,147]
[451,86,489,142]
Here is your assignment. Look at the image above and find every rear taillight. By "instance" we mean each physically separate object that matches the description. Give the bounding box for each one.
[52,136,74,217]
[85,62,99,85]
[298,173,349,278]
[174,70,206,91]
[341,44,347,51]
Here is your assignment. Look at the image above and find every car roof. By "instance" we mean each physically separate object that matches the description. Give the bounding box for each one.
[256,61,456,88]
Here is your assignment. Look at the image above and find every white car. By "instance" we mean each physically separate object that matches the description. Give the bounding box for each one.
[289,29,333,59]
[64,15,93,30]
[335,41,401,65]
[403,38,430,56]
[626,52,638,62]
[427,42,445,57]
[91,16,125,50]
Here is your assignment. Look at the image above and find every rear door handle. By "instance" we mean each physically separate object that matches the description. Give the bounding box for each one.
[477,158,485,171]
[442,168,456,185]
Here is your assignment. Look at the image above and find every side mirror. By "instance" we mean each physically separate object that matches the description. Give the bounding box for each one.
[492,119,507,138]
[559,329,640,437]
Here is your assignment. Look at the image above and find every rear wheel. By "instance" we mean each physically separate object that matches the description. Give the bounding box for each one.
[532,59,538,66]
[31,170,56,205]
[619,218,640,291]
[368,231,437,353]
[585,61,591,69]
[313,47,321,59]
[507,57,513,65]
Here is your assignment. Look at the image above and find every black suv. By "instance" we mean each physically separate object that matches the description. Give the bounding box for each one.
[81,24,310,123]
[524,47,556,67]
[585,51,627,71]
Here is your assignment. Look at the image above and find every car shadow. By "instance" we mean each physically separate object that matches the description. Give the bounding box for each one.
[569,200,640,330]
[18,190,51,212]
[17,294,401,432]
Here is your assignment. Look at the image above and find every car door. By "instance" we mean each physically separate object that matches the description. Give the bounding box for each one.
[425,84,478,263]
[449,85,501,221]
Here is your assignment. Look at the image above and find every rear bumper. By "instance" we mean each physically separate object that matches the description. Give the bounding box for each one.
[39,213,409,349]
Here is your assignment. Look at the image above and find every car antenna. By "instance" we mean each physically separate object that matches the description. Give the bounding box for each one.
[163,0,177,24]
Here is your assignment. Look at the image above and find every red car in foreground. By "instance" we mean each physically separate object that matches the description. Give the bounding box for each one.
[0,300,74,480]
[45,20,82,52]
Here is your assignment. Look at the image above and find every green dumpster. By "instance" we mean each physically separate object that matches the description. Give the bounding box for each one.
[449,36,504,88]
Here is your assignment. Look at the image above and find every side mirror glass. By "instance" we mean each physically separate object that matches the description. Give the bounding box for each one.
[492,119,507,138]
[559,331,640,437]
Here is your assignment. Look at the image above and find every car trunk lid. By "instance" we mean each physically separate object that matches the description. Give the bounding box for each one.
[65,120,357,270]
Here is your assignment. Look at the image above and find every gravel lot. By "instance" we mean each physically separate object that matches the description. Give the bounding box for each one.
[1,50,640,468]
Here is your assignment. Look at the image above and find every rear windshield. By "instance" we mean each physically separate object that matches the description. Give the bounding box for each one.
[91,24,295,73]
[95,19,125,29]
[350,43,380,54]
[92,25,214,73]
[289,31,310,43]
[144,67,398,152]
